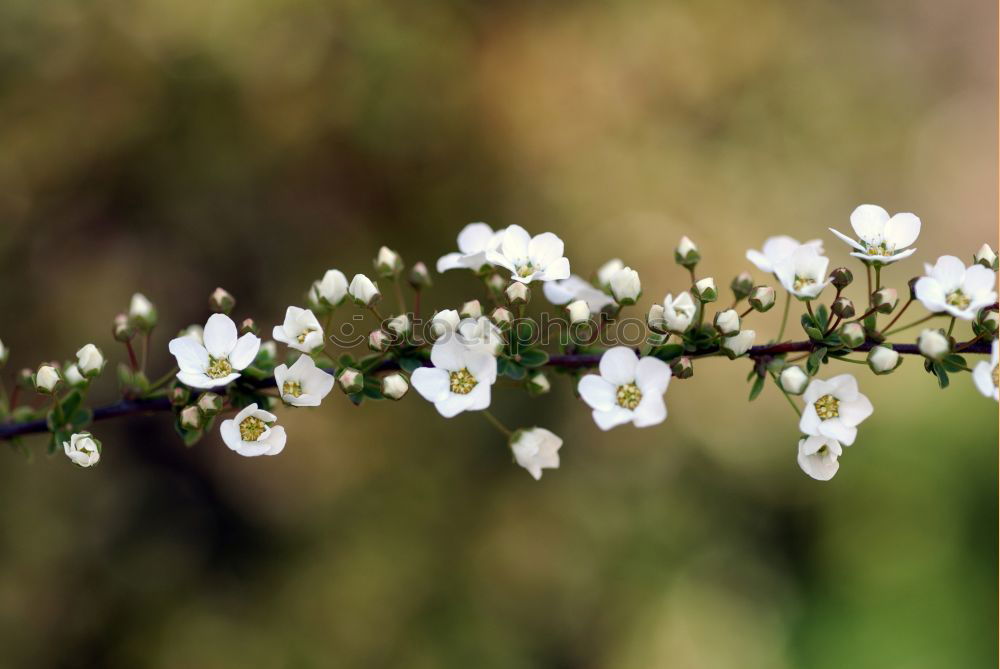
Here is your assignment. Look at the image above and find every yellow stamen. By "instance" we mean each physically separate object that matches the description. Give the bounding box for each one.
[207,357,232,379]
[616,383,643,409]
[239,416,267,441]
[814,394,840,420]
[449,368,478,395]
[283,381,303,398]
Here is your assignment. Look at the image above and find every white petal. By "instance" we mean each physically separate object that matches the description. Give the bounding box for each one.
[829,228,865,252]
[972,361,996,398]
[537,257,571,282]
[260,426,287,455]
[827,374,859,400]
[930,255,966,292]
[578,375,616,411]
[631,392,666,428]
[411,368,451,403]
[203,314,238,359]
[465,352,497,385]
[914,277,947,312]
[528,232,565,267]
[457,222,495,254]
[176,371,227,389]
[761,235,803,262]
[430,337,465,371]
[849,204,889,243]
[634,357,671,395]
[799,405,822,436]
[745,249,773,273]
[883,213,920,249]
[168,337,209,374]
[818,419,857,446]
[500,224,531,260]
[465,382,492,411]
[436,252,464,273]
[436,392,475,418]
[220,420,241,450]
[592,407,633,431]
[599,347,638,385]
[229,333,261,370]
[962,264,997,298]
[838,395,874,427]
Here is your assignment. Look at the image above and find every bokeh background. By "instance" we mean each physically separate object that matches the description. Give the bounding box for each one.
[0,0,996,667]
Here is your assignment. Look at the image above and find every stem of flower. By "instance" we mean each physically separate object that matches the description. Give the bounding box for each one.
[947,317,956,337]
[147,366,179,393]
[141,332,151,372]
[776,292,791,342]
[770,373,801,417]
[806,300,815,319]
[883,313,939,337]
[123,340,139,371]
[866,264,873,307]
[480,410,512,438]
[393,280,407,315]
[879,297,913,335]
[413,288,422,322]
[740,306,754,318]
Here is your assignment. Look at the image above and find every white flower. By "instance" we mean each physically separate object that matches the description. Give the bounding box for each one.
[457,316,504,357]
[129,293,156,326]
[63,364,86,387]
[746,235,824,274]
[273,306,325,353]
[169,314,261,389]
[437,222,504,273]
[382,373,410,400]
[348,274,381,306]
[510,427,563,480]
[76,343,105,377]
[867,345,900,374]
[914,255,997,320]
[799,374,873,446]
[609,266,641,305]
[486,224,571,284]
[774,245,830,300]
[430,310,461,339]
[542,275,616,312]
[779,366,808,395]
[714,309,740,336]
[829,204,920,264]
[273,355,335,407]
[797,436,842,481]
[917,328,950,360]
[972,339,998,401]
[311,269,348,307]
[64,432,101,467]
[577,347,671,430]
[35,364,61,393]
[565,299,591,324]
[661,292,697,332]
[596,258,625,288]
[220,403,287,457]
[722,330,755,357]
[411,337,498,417]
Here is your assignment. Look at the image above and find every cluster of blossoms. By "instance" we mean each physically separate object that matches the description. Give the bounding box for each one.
[0,206,995,483]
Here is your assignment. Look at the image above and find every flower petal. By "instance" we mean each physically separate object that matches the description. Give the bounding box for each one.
[457,222,495,254]
[599,346,638,385]
[500,224,531,260]
[849,204,889,243]
[578,375,616,411]
[430,337,465,371]
[465,382,492,411]
[592,407,633,431]
[829,228,865,252]
[537,257,570,282]
[930,255,966,292]
[631,392,666,428]
[962,264,997,298]
[884,213,920,249]
[203,314,238,359]
[634,356,671,395]
[229,333,261,370]
[838,395,874,427]
[411,368,451,403]
[436,392,475,418]
[745,249,773,273]
[436,252,464,273]
[168,336,209,374]
[914,277,947,312]
[818,419,857,446]
[260,425,287,456]
[528,232,564,267]
[220,419,241,450]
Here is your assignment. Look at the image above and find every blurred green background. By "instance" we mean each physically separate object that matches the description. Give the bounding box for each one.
[0,0,996,667]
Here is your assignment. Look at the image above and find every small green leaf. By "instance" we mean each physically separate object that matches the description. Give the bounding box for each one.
[931,361,950,389]
[653,344,684,361]
[748,374,765,401]
[399,357,424,374]
[806,347,827,376]
[942,354,967,373]
[499,357,527,380]
[518,348,549,368]
[814,305,829,330]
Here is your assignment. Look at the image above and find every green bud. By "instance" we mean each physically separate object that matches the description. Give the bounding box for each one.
[209,287,236,315]
[730,272,754,301]
[674,236,700,269]
[748,286,775,312]
[829,267,853,289]
[196,392,223,416]
[338,367,364,394]
[831,297,855,319]
[670,356,694,379]
[840,322,865,348]
[408,261,432,289]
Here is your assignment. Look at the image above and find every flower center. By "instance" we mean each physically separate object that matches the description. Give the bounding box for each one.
[817,444,829,456]
[516,263,535,278]
[296,328,316,344]
[992,365,999,388]
[865,242,893,256]
[449,368,478,395]
[616,383,643,409]
[814,394,840,420]
[207,356,233,379]
[793,276,815,292]
[946,290,970,309]
[282,381,303,398]
[239,416,267,441]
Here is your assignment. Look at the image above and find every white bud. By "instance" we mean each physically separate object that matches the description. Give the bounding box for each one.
[566,299,591,324]
[374,246,404,277]
[63,364,86,387]
[694,277,718,302]
[387,313,411,336]
[714,309,741,336]
[129,293,157,329]
[312,269,348,307]
[381,373,409,400]
[779,366,808,395]
[527,372,551,395]
[721,330,755,357]
[974,243,997,269]
[505,282,530,305]
[337,367,364,394]
[491,307,514,328]
[179,405,202,430]
[918,329,950,360]
[35,364,61,393]
[348,274,381,307]
[677,236,698,257]
[647,304,667,333]
[867,345,900,374]
[840,322,865,348]
[75,343,105,377]
[430,310,461,339]
[0,338,8,367]
[258,341,277,361]
[609,267,641,305]
[509,427,562,481]
[596,258,625,288]
[460,300,483,319]
[63,432,101,468]
[368,329,390,352]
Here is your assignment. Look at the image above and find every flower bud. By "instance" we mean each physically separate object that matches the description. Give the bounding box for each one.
[974,243,998,271]
[505,282,531,306]
[460,300,483,319]
[374,246,404,278]
[840,322,865,348]
[674,236,700,269]
[721,330,755,358]
[748,286,775,312]
[381,372,409,400]
[368,329,390,352]
[257,341,277,364]
[0,339,8,368]
[75,344,105,378]
[647,304,667,334]
[240,318,259,336]
[730,272,754,301]
[169,385,190,407]
[527,372,551,395]
[596,258,625,288]
[349,274,381,307]
[208,287,235,315]
[872,288,897,314]
[714,309,741,336]
[112,314,134,342]
[918,329,950,360]
[179,324,204,344]
[17,368,34,389]
[670,356,694,379]
[565,299,591,325]
[609,267,641,305]
[484,273,507,297]
[907,277,921,300]
[693,277,717,303]
[34,364,61,393]
[197,392,223,416]
[338,367,364,394]
[63,364,86,388]
[431,310,461,339]
[387,314,411,337]
[829,267,853,289]
[179,405,202,430]
[491,306,514,329]
[312,269,349,308]
[129,293,157,330]
[977,309,999,335]
[831,297,855,319]
[408,261,432,289]
[867,345,900,375]
[779,365,808,394]
[63,432,101,468]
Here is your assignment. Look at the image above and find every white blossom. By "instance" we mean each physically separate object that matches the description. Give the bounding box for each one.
[348,274,381,306]
[577,347,671,430]
[693,277,718,302]
[220,403,287,457]
[917,329,950,360]
[779,366,808,395]
[510,427,563,480]
[661,292,697,332]
[460,300,483,319]
[829,204,920,264]
[746,236,823,274]
[64,432,101,468]
[774,245,830,300]
[486,224,571,284]
[35,364,61,393]
[0,338,8,366]
[542,275,616,312]
[721,330,755,357]
[914,255,997,320]
[411,337,497,417]
[596,258,625,288]
[797,436,842,481]
[799,374,873,446]
[76,343,105,377]
[273,306,325,353]
[609,266,641,305]
[311,269,348,307]
[169,314,261,389]
[273,355,335,407]
[972,339,998,401]
[375,246,403,276]
[676,236,698,257]
[437,222,504,273]
[974,243,997,269]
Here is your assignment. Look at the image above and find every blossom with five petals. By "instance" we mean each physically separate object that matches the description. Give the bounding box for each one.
[577,347,671,430]
[486,225,571,284]
[169,314,261,389]
[828,204,920,264]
